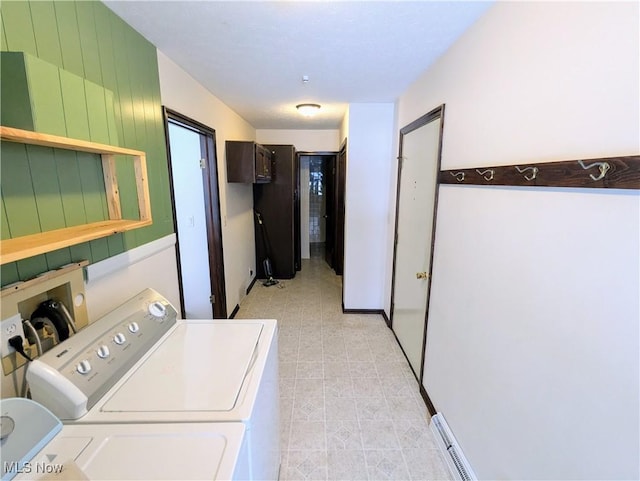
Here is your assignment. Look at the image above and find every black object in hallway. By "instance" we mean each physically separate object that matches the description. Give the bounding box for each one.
[254,144,300,279]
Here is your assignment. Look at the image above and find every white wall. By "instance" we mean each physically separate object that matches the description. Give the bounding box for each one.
[339,107,349,148]
[85,235,181,320]
[157,51,257,315]
[397,3,639,166]
[256,129,340,152]
[299,157,310,258]
[343,103,395,310]
[392,2,639,479]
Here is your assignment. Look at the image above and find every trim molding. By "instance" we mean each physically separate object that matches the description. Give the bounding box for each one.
[420,384,437,417]
[246,276,257,295]
[341,303,386,316]
[381,310,391,327]
[229,304,240,319]
[85,234,176,282]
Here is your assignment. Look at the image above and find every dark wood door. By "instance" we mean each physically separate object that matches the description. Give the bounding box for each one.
[255,144,272,182]
[324,155,336,268]
[254,144,297,279]
[335,144,347,275]
[164,108,227,318]
[294,152,301,271]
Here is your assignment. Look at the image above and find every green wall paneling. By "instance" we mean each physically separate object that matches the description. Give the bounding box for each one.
[1,197,11,241]
[137,36,172,245]
[1,142,40,237]
[1,1,37,55]
[92,4,118,98]
[16,255,48,281]
[75,151,108,224]
[53,1,84,77]
[74,2,102,86]
[0,52,67,136]
[60,70,90,140]
[0,200,18,285]
[110,17,139,248]
[28,146,74,268]
[29,1,63,67]
[84,81,110,144]
[1,0,172,284]
[26,56,67,136]
[27,145,66,232]
[44,246,72,269]
[54,149,86,228]
[1,142,49,281]
[110,16,136,148]
[0,53,32,130]
[1,13,8,50]
[105,90,118,146]
[0,263,19,288]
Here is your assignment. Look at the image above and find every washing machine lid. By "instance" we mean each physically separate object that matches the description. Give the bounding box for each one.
[101,322,263,413]
[24,422,246,481]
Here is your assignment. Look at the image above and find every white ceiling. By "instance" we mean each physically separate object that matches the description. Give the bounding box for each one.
[104,1,493,130]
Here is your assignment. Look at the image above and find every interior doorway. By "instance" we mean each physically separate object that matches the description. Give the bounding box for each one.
[298,152,339,269]
[163,108,227,319]
[390,105,445,379]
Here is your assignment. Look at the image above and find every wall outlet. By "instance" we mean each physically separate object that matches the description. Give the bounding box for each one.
[1,313,26,358]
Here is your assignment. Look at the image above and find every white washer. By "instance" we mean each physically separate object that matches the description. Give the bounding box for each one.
[1,398,249,481]
[26,289,280,481]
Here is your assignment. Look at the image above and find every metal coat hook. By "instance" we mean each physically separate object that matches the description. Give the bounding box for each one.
[450,171,465,182]
[476,169,494,181]
[515,165,539,181]
[578,159,610,181]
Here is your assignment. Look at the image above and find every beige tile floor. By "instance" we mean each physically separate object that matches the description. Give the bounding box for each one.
[236,251,451,481]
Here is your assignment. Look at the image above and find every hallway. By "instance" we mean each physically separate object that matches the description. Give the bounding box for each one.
[236,254,450,480]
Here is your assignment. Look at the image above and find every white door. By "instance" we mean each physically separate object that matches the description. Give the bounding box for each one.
[391,113,442,377]
[168,122,212,318]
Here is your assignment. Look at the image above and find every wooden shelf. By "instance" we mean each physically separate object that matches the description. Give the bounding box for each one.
[0,126,152,264]
[0,220,151,264]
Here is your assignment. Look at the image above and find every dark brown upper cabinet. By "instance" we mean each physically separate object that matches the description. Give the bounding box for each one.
[226,141,272,183]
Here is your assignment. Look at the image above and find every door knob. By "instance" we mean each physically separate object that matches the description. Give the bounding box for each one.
[416,272,429,279]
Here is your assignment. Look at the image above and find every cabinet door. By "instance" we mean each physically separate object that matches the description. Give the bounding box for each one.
[255,145,272,182]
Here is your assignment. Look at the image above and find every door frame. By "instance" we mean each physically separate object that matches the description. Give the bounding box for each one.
[389,104,445,389]
[335,140,347,277]
[163,107,227,318]
[296,151,339,268]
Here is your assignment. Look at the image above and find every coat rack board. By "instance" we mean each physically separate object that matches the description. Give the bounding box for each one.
[439,155,640,189]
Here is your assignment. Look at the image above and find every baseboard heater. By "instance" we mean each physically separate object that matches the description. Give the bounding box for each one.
[430,413,477,481]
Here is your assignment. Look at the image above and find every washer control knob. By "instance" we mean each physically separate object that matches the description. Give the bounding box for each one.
[128,322,140,333]
[113,333,126,345]
[96,345,110,359]
[1,416,15,440]
[148,301,167,318]
[76,360,92,375]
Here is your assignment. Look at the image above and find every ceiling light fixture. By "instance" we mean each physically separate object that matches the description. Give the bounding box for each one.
[296,103,321,117]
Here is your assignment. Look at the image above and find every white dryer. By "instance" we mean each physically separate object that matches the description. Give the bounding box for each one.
[1,397,249,481]
[26,289,280,481]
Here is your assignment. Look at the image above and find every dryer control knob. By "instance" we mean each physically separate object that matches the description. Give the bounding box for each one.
[148,301,167,318]
[113,333,126,345]
[128,322,140,333]
[97,345,110,359]
[76,360,92,375]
